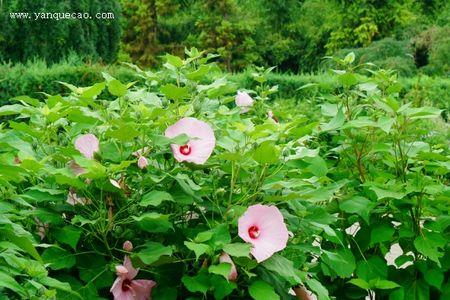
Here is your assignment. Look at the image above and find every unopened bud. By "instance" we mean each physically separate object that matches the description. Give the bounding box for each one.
[115,265,128,275]
[123,241,133,252]
[137,156,148,169]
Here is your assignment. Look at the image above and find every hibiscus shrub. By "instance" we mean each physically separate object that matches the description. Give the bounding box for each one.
[0,49,448,299]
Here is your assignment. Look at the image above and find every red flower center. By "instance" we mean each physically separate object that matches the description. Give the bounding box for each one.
[248,225,260,239]
[122,279,132,291]
[179,144,192,155]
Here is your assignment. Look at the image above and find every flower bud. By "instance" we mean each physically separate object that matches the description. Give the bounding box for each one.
[123,241,133,252]
[115,265,128,275]
[137,156,148,169]
[219,252,237,281]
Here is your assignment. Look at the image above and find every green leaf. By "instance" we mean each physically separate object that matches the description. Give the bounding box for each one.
[370,224,395,245]
[0,271,26,297]
[371,279,400,290]
[211,275,236,300]
[81,82,105,99]
[356,256,387,282]
[305,278,330,300]
[39,276,75,293]
[223,243,251,258]
[106,123,139,142]
[404,107,442,119]
[161,84,189,101]
[321,107,345,131]
[208,224,231,249]
[370,186,405,200]
[349,278,370,290]
[184,241,211,260]
[249,280,280,300]
[42,247,76,270]
[165,54,184,67]
[134,242,172,265]
[209,263,232,279]
[133,213,173,233]
[305,156,328,177]
[344,52,355,64]
[405,279,429,300]
[0,104,25,116]
[340,196,372,224]
[54,225,82,250]
[4,227,42,262]
[182,273,209,294]
[253,141,280,164]
[338,72,358,86]
[108,79,128,97]
[194,231,213,243]
[12,95,40,106]
[140,190,174,207]
[424,269,443,290]
[322,249,355,278]
[414,231,446,266]
[262,254,301,285]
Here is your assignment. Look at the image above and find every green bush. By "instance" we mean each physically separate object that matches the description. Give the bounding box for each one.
[1,60,448,115]
[0,0,121,63]
[0,59,138,105]
[229,70,450,113]
[333,38,416,76]
[413,26,450,76]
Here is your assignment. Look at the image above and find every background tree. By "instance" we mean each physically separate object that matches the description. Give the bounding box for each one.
[0,0,121,63]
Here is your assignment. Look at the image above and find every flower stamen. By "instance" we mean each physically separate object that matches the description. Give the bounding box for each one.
[248,225,260,239]
[179,144,192,155]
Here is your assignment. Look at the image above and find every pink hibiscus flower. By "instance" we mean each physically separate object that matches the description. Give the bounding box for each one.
[110,256,156,300]
[238,204,289,263]
[235,91,254,113]
[74,134,99,159]
[219,252,237,281]
[164,117,215,165]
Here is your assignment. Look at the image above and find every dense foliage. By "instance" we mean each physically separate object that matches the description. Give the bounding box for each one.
[1,58,449,114]
[2,0,449,74]
[0,49,448,299]
[118,0,450,73]
[0,0,121,63]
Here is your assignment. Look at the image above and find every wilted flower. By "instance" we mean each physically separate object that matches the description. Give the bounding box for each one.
[267,110,279,123]
[219,252,237,281]
[133,148,150,169]
[66,189,91,206]
[235,91,254,113]
[238,204,289,262]
[123,241,133,252]
[111,256,156,300]
[293,285,314,300]
[137,156,148,169]
[74,133,99,159]
[68,160,86,176]
[34,217,48,240]
[165,117,215,165]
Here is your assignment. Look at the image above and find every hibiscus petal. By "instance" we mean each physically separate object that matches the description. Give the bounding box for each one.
[235,91,254,107]
[123,256,138,279]
[131,279,156,300]
[238,204,289,263]
[74,134,99,159]
[219,252,238,281]
[165,117,215,165]
[111,276,135,300]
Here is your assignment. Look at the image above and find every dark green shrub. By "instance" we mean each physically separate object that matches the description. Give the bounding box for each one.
[0,59,138,104]
[413,26,450,76]
[0,0,121,64]
[332,38,416,76]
